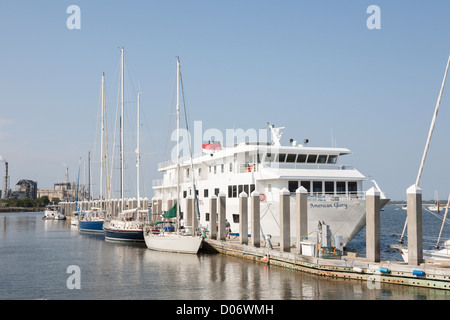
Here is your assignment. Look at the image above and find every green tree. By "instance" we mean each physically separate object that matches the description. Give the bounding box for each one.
[37,196,50,207]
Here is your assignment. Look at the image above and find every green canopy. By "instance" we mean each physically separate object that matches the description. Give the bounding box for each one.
[162,202,177,218]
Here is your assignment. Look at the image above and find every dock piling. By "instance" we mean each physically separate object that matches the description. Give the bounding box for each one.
[280,188,291,252]
[239,191,248,245]
[407,184,424,265]
[251,191,260,247]
[186,196,193,228]
[366,187,381,262]
[218,192,227,241]
[209,195,217,240]
[296,186,308,254]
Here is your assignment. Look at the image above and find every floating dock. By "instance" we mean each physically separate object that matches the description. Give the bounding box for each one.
[202,238,450,291]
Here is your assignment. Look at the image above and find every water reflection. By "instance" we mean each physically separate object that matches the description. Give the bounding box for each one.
[2,212,450,300]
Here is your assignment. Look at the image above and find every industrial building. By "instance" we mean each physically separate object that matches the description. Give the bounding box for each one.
[14,179,38,200]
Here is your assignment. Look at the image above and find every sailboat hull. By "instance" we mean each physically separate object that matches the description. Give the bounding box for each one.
[103,227,144,242]
[143,231,202,254]
[79,220,104,233]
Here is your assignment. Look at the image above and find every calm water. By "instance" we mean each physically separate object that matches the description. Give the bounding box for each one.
[1,205,450,300]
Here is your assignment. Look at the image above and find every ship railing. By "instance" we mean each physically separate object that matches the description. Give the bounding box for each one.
[152,179,163,187]
[158,152,205,170]
[238,163,259,173]
[158,160,174,170]
[263,162,355,171]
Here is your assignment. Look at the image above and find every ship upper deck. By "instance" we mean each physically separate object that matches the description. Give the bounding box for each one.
[158,141,353,171]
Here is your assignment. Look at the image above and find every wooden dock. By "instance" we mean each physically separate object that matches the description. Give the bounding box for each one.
[201,237,450,291]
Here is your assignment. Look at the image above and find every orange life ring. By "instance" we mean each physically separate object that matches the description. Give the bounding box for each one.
[260,193,266,201]
[247,165,253,172]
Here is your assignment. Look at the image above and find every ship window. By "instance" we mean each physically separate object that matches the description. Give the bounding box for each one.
[232,185,237,198]
[233,214,239,223]
[214,166,217,174]
[244,185,249,195]
[204,189,209,198]
[325,181,334,194]
[228,185,232,198]
[229,163,233,172]
[296,154,307,163]
[215,188,220,196]
[337,182,345,194]
[250,184,255,194]
[313,181,322,193]
[183,191,187,198]
[277,153,287,162]
[205,213,210,222]
[317,155,327,163]
[221,164,224,173]
[348,182,357,194]
[286,154,297,162]
[328,155,337,164]
[301,181,310,192]
[307,154,318,163]
[288,181,298,193]
[238,185,243,195]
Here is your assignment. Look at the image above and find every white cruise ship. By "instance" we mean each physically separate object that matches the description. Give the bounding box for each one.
[152,124,388,247]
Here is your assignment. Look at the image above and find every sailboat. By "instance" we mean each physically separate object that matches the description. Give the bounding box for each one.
[103,48,148,241]
[390,55,450,262]
[79,74,107,233]
[143,57,203,254]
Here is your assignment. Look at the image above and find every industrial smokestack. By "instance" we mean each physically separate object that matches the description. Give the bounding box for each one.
[3,162,8,199]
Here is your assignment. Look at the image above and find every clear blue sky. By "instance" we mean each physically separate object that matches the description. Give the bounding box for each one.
[1,1,450,201]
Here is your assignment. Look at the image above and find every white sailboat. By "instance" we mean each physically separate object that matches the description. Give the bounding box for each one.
[144,57,203,254]
[103,48,148,241]
[391,239,450,263]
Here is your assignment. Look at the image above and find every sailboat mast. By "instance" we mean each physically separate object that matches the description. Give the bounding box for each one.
[100,72,105,200]
[415,54,450,187]
[400,55,450,242]
[136,91,141,209]
[176,57,180,221]
[120,47,125,211]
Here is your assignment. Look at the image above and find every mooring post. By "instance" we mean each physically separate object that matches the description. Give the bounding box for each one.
[280,188,291,252]
[296,186,308,254]
[186,196,193,227]
[366,187,381,262]
[218,192,227,241]
[407,184,423,265]
[192,196,198,233]
[157,198,162,216]
[251,191,260,247]
[239,191,248,245]
[209,195,217,240]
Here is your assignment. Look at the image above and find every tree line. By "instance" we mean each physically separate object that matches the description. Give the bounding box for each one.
[0,196,54,208]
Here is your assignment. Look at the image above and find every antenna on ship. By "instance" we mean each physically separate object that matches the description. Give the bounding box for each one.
[267,122,285,147]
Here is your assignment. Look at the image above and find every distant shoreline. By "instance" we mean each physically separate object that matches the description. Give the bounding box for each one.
[0,207,43,213]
